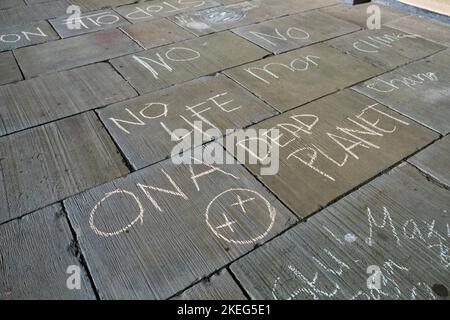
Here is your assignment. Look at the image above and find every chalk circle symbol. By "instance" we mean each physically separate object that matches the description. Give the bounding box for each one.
[205,188,276,245]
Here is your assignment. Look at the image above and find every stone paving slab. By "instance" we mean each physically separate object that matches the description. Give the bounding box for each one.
[0,203,96,300]
[0,112,129,223]
[110,31,268,94]
[327,27,445,71]
[224,43,382,112]
[114,0,220,23]
[0,0,25,10]
[0,21,59,52]
[320,2,409,28]
[232,11,360,55]
[0,63,137,136]
[170,0,337,36]
[64,147,297,299]
[120,18,195,50]
[225,90,439,218]
[409,135,450,187]
[386,14,450,47]
[98,74,277,169]
[0,51,22,86]
[230,163,450,300]
[49,9,130,38]
[173,269,247,300]
[0,0,72,28]
[353,49,450,135]
[69,0,137,11]
[15,28,142,78]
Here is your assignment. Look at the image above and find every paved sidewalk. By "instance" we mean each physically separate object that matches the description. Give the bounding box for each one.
[0,0,449,300]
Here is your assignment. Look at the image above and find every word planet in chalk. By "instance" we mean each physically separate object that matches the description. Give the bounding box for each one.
[205,188,276,245]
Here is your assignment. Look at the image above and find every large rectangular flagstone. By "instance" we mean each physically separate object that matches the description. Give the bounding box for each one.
[120,18,195,50]
[110,31,268,94]
[98,74,277,169]
[0,112,129,223]
[0,51,22,86]
[0,21,59,52]
[114,0,220,23]
[409,135,450,187]
[0,204,96,300]
[231,163,450,300]
[69,0,137,11]
[64,147,297,299]
[225,90,438,218]
[353,49,450,134]
[14,29,142,78]
[172,269,247,300]
[224,43,382,112]
[0,0,25,10]
[0,63,137,136]
[327,27,445,71]
[232,11,360,54]
[49,9,130,38]
[170,0,337,36]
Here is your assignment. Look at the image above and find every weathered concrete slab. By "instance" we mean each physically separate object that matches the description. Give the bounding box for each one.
[387,15,450,47]
[49,9,130,38]
[69,0,137,11]
[231,163,450,300]
[171,0,337,36]
[0,63,137,136]
[409,135,450,187]
[353,49,450,134]
[0,0,72,28]
[173,269,247,300]
[98,74,277,169]
[232,11,360,54]
[110,31,268,94]
[0,51,22,86]
[120,18,195,50]
[0,112,129,223]
[224,43,382,112]
[327,27,445,71]
[225,90,438,218]
[0,21,59,52]
[320,2,408,28]
[114,0,220,23]
[14,29,141,78]
[0,204,96,300]
[64,148,297,299]
[0,0,25,10]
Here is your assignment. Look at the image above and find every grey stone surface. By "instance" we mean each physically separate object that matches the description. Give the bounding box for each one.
[114,0,220,23]
[387,14,450,47]
[231,163,450,300]
[327,27,445,71]
[224,43,382,112]
[14,28,142,78]
[0,0,25,10]
[409,135,450,187]
[232,11,360,54]
[98,74,277,169]
[0,112,129,223]
[49,9,130,38]
[225,90,439,218]
[110,31,268,94]
[173,269,247,300]
[353,49,450,134]
[70,0,138,11]
[0,51,22,86]
[0,63,137,136]
[171,0,337,36]
[64,148,297,299]
[0,21,59,52]
[120,18,195,50]
[0,203,96,300]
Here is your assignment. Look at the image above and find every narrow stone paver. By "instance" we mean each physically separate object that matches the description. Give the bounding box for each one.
[64,148,297,299]
[98,74,277,169]
[0,51,22,85]
[0,62,137,136]
[0,112,129,223]
[230,163,450,300]
[0,21,59,52]
[0,204,96,300]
